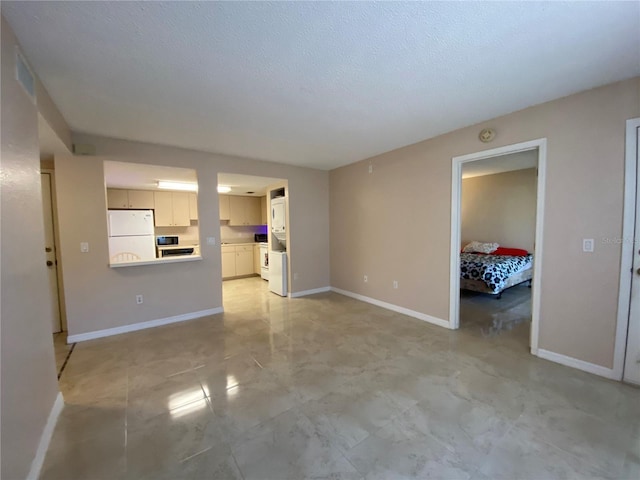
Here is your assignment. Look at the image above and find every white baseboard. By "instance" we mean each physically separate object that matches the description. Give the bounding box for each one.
[67,307,224,343]
[537,349,617,380]
[27,392,64,480]
[290,286,332,298]
[330,287,451,329]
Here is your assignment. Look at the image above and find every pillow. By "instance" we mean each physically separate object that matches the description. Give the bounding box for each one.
[493,247,529,256]
[462,241,499,254]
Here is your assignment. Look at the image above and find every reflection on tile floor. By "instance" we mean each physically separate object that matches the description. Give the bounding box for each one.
[42,277,640,479]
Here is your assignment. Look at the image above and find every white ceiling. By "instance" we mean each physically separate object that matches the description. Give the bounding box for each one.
[4,2,639,170]
[217,173,284,197]
[462,150,537,179]
[104,161,197,190]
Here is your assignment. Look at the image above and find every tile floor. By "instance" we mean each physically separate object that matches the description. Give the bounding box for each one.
[42,277,640,479]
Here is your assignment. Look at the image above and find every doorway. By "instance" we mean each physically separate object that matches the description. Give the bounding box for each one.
[41,170,62,333]
[616,118,640,384]
[450,139,547,355]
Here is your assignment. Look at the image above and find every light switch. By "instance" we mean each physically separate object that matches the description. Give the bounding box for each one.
[206,237,216,246]
[583,238,594,253]
[80,242,89,253]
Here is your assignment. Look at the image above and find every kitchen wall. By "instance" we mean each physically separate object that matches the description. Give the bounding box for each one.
[220,224,267,243]
[55,135,330,337]
[330,77,639,370]
[155,225,200,245]
[461,168,537,252]
[1,16,64,480]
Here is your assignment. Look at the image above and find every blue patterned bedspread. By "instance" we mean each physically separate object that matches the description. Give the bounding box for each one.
[460,253,533,293]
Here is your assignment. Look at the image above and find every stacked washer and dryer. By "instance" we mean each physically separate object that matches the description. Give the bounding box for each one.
[269,196,287,296]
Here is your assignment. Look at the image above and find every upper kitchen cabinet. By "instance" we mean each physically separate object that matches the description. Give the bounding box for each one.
[219,195,230,221]
[228,196,261,226]
[261,196,268,225]
[107,189,155,209]
[154,191,190,227]
[188,193,198,221]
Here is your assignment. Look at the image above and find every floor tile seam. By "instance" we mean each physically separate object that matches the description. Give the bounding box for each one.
[506,422,621,478]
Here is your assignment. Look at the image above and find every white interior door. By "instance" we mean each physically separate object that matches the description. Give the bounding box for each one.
[624,127,640,385]
[41,173,62,333]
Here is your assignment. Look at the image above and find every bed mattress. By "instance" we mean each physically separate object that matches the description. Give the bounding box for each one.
[460,253,533,294]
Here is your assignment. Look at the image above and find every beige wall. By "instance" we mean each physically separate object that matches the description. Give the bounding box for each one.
[55,134,330,337]
[462,168,537,252]
[330,78,640,369]
[1,16,61,480]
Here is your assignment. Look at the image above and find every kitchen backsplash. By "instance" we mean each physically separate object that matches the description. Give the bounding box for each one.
[155,225,200,245]
[220,224,267,243]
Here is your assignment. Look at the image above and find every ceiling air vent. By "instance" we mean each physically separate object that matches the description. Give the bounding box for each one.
[15,47,36,103]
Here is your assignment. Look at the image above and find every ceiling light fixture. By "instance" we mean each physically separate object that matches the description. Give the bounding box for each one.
[157,181,198,191]
[217,185,231,193]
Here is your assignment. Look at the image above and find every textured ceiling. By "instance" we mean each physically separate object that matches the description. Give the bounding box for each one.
[3,2,639,170]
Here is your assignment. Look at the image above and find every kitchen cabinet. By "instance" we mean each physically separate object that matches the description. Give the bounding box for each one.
[221,244,256,279]
[153,191,190,227]
[219,195,230,221]
[229,196,262,226]
[221,247,236,278]
[189,193,198,221]
[261,196,268,225]
[253,244,261,274]
[107,189,155,209]
[236,246,254,276]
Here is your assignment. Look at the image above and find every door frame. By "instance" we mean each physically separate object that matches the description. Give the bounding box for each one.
[449,138,547,355]
[614,117,640,381]
[41,168,66,332]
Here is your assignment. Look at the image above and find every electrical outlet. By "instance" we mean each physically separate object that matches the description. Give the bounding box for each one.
[80,242,89,253]
[206,236,216,245]
[364,275,368,283]
[368,164,373,174]
[393,280,398,289]
[136,294,143,305]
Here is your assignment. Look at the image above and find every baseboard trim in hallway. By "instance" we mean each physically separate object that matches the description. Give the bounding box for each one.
[537,348,618,380]
[27,392,64,480]
[66,307,224,343]
[330,287,451,329]
[289,286,332,298]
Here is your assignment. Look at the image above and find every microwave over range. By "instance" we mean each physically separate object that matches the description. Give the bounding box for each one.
[156,236,196,257]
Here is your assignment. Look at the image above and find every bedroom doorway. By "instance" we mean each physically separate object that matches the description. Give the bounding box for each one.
[450,139,547,355]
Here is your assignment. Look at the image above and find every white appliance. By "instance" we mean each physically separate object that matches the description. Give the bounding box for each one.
[269,251,287,296]
[107,210,156,263]
[271,197,286,246]
[259,243,269,280]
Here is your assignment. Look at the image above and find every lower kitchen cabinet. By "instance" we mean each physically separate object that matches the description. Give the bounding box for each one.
[221,249,236,278]
[221,244,255,279]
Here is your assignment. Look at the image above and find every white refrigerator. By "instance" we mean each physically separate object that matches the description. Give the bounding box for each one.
[107,210,156,263]
[269,251,287,296]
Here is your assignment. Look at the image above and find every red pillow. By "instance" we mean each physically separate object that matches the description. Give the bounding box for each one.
[493,247,529,256]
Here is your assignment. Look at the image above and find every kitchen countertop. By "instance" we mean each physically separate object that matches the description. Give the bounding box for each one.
[220,242,260,246]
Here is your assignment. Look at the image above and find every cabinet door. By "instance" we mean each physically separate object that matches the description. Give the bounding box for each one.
[219,195,230,221]
[172,192,191,226]
[128,190,154,209]
[221,251,236,278]
[153,191,173,226]
[228,196,246,226]
[236,248,254,276]
[253,244,261,273]
[107,189,128,209]
[245,197,262,225]
[188,193,198,221]
[261,196,268,225]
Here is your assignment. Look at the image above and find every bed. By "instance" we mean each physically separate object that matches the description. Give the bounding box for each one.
[460,252,533,299]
